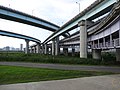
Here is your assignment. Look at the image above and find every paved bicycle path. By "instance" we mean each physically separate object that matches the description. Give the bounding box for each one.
[0,74,120,90]
[0,61,120,73]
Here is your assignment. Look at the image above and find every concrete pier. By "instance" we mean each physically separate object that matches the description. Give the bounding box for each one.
[36,43,40,53]
[48,47,52,55]
[119,30,120,46]
[44,44,47,54]
[110,34,113,47]
[78,20,87,58]
[92,49,101,60]
[42,44,44,54]
[63,48,68,56]
[33,47,36,53]
[55,37,59,56]
[72,47,75,56]
[52,40,55,56]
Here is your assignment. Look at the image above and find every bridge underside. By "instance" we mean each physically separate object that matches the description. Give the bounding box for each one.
[35,1,120,61]
[0,15,55,32]
[0,29,41,43]
[43,0,118,44]
[0,5,60,32]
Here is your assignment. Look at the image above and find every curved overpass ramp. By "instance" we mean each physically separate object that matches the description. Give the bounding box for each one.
[0,29,41,54]
[0,29,41,43]
[0,5,69,38]
[0,5,59,32]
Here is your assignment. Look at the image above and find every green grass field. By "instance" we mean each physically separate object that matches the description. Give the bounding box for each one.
[0,65,115,85]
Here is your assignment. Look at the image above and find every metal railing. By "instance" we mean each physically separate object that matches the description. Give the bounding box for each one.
[92,38,120,49]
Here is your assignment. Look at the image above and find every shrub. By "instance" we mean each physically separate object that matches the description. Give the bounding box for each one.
[101,52,116,65]
[0,52,118,66]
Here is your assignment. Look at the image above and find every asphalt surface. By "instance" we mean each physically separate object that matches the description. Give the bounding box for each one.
[0,61,120,73]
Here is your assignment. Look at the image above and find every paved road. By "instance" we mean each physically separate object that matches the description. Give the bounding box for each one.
[0,61,120,73]
[0,74,120,90]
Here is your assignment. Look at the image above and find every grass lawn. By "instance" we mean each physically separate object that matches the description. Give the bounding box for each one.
[0,65,115,85]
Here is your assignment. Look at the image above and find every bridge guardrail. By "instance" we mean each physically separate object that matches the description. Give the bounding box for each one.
[92,38,120,49]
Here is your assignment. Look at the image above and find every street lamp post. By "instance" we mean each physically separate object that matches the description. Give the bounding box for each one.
[32,9,34,15]
[76,2,80,13]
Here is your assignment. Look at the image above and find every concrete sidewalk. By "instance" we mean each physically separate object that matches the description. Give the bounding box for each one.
[0,74,120,90]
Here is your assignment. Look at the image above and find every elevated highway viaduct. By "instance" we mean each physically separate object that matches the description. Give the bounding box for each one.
[43,0,120,61]
[0,5,59,32]
[0,5,69,37]
[0,5,70,53]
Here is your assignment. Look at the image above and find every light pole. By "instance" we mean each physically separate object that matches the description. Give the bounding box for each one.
[76,2,80,13]
[32,9,35,15]
[9,4,10,7]
[8,0,12,8]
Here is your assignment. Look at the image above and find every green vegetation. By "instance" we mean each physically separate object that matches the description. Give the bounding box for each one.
[101,52,116,65]
[0,52,119,66]
[0,65,115,85]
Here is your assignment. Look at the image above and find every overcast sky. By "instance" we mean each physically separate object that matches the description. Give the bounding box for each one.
[0,0,96,48]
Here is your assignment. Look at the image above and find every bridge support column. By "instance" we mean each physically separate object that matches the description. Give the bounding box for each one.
[25,39,29,54]
[34,46,37,53]
[119,30,120,46]
[52,39,55,56]
[41,44,44,54]
[49,47,52,55]
[72,46,75,56]
[92,41,95,49]
[110,34,113,47]
[55,37,59,56]
[63,48,68,56]
[92,49,101,60]
[40,44,42,54]
[33,47,35,53]
[29,48,32,53]
[44,44,47,54]
[36,43,40,53]
[31,47,34,53]
[116,48,120,61]
[98,40,100,48]
[78,20,87,58]
[103,38,106,47]
[31,47,33,53]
